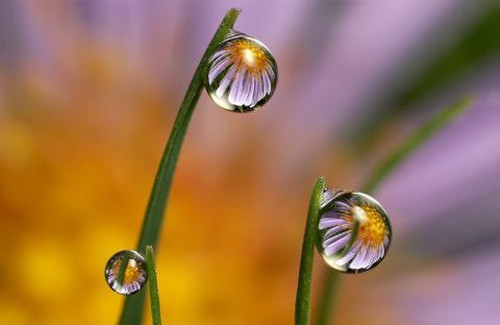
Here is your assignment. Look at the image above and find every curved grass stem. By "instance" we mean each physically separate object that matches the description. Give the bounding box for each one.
[118,8,242,324]
[295,177,325,325]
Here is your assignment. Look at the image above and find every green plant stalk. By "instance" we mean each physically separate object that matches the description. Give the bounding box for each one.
[314,271,340,325]
[118,8,241,325]
[363,95,473,193]
[314,95,473,325]
[146,245,162,325]
[117,252,131,289]
[295,177,325,325]
[339,219,359,256]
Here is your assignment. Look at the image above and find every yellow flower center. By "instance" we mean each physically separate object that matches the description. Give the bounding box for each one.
[112,258,142,285]
[347,206,387,248]
[227,39,267,74]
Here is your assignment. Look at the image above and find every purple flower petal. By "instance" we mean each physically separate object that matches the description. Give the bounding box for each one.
[323,231,349,248]
[319,217,347,230]
[350,246,369,269]
[335,242,362,266]
[324,233,350,256]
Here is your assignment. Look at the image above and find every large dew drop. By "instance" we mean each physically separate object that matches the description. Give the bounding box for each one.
[316,190,392,274]
[204,30,278,113]
[104,250,148,295]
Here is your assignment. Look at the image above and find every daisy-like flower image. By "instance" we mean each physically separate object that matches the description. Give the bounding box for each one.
[317,190,392,273]
[204,31,278,113]
[105,250,148,295]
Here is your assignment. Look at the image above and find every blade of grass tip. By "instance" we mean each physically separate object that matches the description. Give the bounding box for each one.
[314,95,473,325]
[295,177,325,325]
[146,246,162,325]
[118,8,241,325]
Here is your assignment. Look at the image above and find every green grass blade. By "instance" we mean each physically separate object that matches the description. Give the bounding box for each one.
[362,95,473,193]
[314,95,473,325]
[295,177,325,325]
[146,246,162,325]
[314,270,340,325]
[353,3,497,145]
[118,8,241,324]
[339,218,359,256]
[117,252,131,290]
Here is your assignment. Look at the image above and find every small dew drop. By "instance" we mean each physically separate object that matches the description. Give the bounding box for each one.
[104,250,148,295]
[204,30,278,113]
[316,191,392,274]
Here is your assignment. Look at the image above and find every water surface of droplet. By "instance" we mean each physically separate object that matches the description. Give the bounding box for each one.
[316,191,392,273]
[204,30,278,113]
[104,250,148,295]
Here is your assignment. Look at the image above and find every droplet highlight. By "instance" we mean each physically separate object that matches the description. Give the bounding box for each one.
[204,30,278,113]
[104,250,148,295]
[316,191,392,273]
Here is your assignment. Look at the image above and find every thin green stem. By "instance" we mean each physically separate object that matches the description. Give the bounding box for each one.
[340,220,359,256]
[146,246,162,325]
[117,252,131,289]
[363,95,473,193]
[295,177,325,325]
[314,270,340,325]
[314,95,473,325]
[118,8,241,325]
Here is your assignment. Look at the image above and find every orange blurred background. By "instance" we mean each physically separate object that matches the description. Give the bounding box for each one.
[0,1,499,324]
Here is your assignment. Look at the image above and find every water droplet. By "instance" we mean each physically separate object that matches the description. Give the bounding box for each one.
[316,191,392,273]
[104,250,148,295]
[204,30,278,113]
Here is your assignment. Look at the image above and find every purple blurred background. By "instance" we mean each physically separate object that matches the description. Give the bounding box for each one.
[0,1,498,324]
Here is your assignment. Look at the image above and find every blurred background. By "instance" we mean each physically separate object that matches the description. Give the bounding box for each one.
[0,0,499,324]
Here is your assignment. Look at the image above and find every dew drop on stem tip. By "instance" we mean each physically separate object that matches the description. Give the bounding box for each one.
[316,190,392,274]
[204,30,278,113]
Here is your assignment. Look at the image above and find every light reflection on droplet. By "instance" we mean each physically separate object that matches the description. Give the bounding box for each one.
[104,250,148,295]
[316,191,392,274]
[204,30,278,113]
